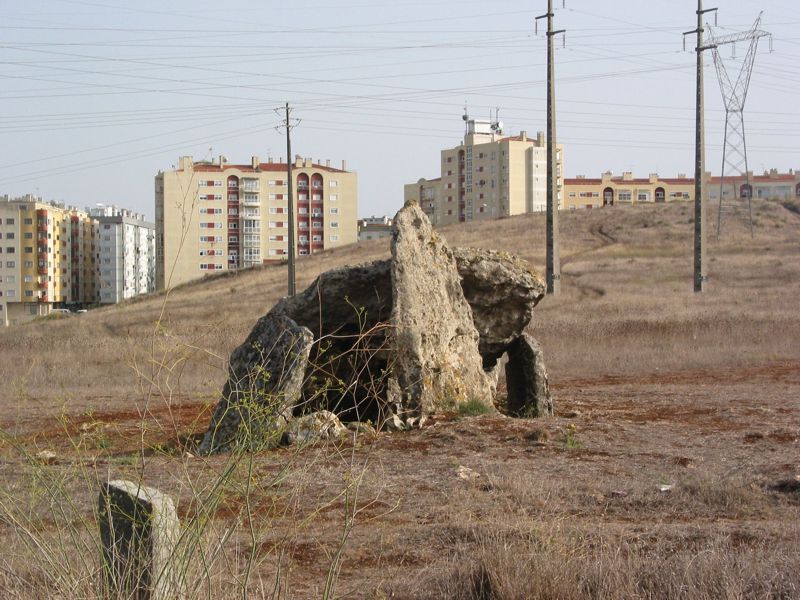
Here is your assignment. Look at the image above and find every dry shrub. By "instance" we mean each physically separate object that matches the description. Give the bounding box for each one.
[408,525,800,600]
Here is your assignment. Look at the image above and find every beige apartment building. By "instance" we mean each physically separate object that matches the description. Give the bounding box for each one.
[0,194,98,326]
[155,155,358,290]
[564,169,800,209]
[404,116,564,225]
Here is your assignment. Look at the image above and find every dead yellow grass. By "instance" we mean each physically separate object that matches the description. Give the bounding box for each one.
[1,199,799,598]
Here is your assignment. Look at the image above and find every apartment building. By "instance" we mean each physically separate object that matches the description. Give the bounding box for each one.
[90,205,156,304]
[404,116,564,226]
[564,169,800,209]
[155,155,358,290]
[0,194,98,326]
[358,216,393,242]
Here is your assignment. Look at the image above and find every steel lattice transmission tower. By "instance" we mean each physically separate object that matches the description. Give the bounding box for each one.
[707,13,771,237]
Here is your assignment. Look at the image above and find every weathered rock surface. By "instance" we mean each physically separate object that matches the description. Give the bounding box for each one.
[198,201,553,453]
[98,480,182,600]
[388,202,495,416]
[452,247,546,368]
[505,333,553,417]
[198,313,313,454]
[282,410,348,445]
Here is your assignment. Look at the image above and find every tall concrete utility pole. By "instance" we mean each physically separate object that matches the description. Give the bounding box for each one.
[276,103,300,297]
[537,0,564,296]
[684,0,717,293]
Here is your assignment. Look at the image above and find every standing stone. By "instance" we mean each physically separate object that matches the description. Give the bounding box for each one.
[98,480,182,600]
[388,201,495,417]
[453,247,546,368]
[198,313,313,454]
[505,333,553,417]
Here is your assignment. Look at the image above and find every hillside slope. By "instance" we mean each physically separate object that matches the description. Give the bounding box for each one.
[1,199,799,598]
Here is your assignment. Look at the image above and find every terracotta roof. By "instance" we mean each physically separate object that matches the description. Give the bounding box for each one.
[659,178,694,185]
[564,178,602,185]
[190,162,348,174]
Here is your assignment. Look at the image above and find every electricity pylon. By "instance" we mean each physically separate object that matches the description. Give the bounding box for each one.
[707,13,771,238]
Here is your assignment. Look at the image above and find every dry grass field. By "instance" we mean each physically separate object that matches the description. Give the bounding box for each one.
[1,199,799,598]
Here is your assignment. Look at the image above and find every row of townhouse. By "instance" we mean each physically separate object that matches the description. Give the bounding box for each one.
[564,169,800,209]
[155,155,358,290]
[0,195,155,326]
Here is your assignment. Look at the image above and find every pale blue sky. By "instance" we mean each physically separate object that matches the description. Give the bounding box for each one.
[0,0,797,219]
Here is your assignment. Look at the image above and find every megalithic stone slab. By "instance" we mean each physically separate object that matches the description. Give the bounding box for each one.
[505,333,554,417]
[453,247,546,368]
[198,313,313,454]
[388,201,494,416]
[98,480,182,600]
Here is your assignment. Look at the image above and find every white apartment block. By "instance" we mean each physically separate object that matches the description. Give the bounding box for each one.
[90,205,156,304]
[405,116,564,226]
[155,155,358,290]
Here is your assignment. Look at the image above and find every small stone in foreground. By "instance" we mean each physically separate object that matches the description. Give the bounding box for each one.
[98,480,182,600]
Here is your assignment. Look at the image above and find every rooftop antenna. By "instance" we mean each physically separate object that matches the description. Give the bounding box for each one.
[707,12,771,238]
[462,102,470,134]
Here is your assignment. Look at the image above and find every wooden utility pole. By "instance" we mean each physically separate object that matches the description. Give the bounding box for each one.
[537,0,564,296]
[277,102,299,297]
[685,0,717,292]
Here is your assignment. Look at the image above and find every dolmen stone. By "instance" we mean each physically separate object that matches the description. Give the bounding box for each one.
[98,480,182,600]
[198,313,312,454]
[198,201,552,454]
[387,203,495,417]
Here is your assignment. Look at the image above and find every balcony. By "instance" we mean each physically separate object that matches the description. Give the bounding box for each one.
[241,195,260,206]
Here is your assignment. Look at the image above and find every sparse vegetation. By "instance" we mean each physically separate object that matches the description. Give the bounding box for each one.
[458,397,495,417]
[1,200,799,598]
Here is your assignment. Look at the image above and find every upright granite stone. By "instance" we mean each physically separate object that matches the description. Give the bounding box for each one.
[198,313,313,453]
[388,201,495,416]
[505,333,553,417]
[98,480,182,600]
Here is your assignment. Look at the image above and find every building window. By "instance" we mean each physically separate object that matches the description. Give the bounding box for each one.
[329,221,339,229]
[5,219,14,225]
[330,194,338,201]
[330,207,338,215]
[330,235,339,242]
[24,218,32,225]
[329,180,338,188]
